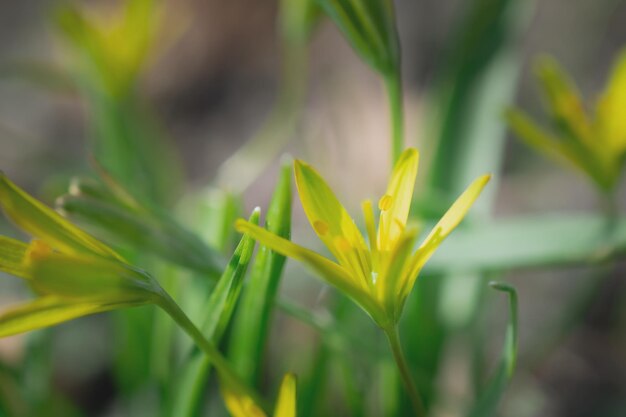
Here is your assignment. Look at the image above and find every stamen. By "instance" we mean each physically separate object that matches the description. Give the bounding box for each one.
[313,220,329,236]
[378,194,393,211]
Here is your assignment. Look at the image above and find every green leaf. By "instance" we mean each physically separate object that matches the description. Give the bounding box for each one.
[167,208,260,417]
[315,0,399,75]
[0,296,147,338]
[57,193,222,277]
[466,282,518,417]
[425,214,626,273]
[229,163,292,385]
[0,236,29,279]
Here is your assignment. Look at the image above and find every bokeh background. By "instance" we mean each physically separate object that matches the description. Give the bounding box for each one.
[1,1,626,416]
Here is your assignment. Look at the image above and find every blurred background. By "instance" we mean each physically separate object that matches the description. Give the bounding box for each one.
[1,0,626,416]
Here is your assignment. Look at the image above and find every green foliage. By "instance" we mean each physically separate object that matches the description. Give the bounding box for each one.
[3,0,626,416]
[466,282,518,417]
[57,176,222,277]
[229,162,292,385]
[315,0,399,76]
[168,209,260,417]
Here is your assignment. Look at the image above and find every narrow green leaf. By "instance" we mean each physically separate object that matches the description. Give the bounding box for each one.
[167,208,260,417]
[466,282,518,417]
[315,0,399,75]
[229,162,292,385]
[57,194,222,277]
[0,236,29,279]
[0,296,147,338]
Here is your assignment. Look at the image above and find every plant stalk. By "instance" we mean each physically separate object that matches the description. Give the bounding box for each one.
[384,72,404,166]
[383,325,426,417]
[158,295,269,412]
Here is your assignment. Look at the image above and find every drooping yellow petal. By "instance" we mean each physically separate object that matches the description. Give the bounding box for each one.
[235,220,384,322]
[0,173,122,260]
[29,251,155,301]
[0,296,145,338]
[506,109,613,190]
[0,236,29,279]
[222,386,266,417]
[596,48,626,153]
[274,373,297,417]
[377,148,418,251]
[294,160,371,284]
[535,57,593,146]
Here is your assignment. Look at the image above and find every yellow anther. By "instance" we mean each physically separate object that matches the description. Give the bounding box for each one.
[313,220,329,236]
[378,194,393,211]
[333,236,352,252]
[25,239,52,264]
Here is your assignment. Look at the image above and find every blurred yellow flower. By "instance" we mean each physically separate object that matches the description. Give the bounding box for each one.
[507,50,626,192]
[224,373,297,417]
[0,173,164,337]
[236,148,490,328]
[56,0,180,95]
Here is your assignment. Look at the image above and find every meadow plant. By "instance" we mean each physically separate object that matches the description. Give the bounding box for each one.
[1,1,625,417]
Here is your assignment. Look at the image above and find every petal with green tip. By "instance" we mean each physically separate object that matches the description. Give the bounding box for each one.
[0,174,121,260]
[274,373,297,417]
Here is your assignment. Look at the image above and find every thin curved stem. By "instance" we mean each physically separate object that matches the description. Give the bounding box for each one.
[384,71,404,166]
[158,295,269,413]
[383,325,426,417]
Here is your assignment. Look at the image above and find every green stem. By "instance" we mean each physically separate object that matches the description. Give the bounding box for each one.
[158,295,269,413]
[383,325,426,417]
[384,71,404,166]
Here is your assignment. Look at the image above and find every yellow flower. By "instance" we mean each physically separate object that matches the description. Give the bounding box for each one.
[507,50,626,192]
[0,173,164,337]
[224,373,297,417]
[56,0,180,95]
[236,148,490,328]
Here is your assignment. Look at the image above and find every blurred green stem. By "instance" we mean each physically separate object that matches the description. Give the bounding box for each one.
[384,325,426,417]
[385,71,404,165]
[158,294,268,412]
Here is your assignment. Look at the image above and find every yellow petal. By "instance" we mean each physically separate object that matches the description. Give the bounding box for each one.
[596,48,626,153]
[30,252,156,301]
[235,220,383,321]
[377,148,418,251]
[506,109,612,189]
[222,386,267,417]
[294,160,371,283]
[0,236,29,279]
[0,173,122,260]
[401,174,490,299]
[273,373,297,417]
[377,228,417,320]
[534,57,593,145]
[0,296,144,338]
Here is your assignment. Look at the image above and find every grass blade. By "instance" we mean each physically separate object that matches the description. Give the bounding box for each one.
[167,208,260,417]
[466,282,518,417]
[229,162,292,385]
